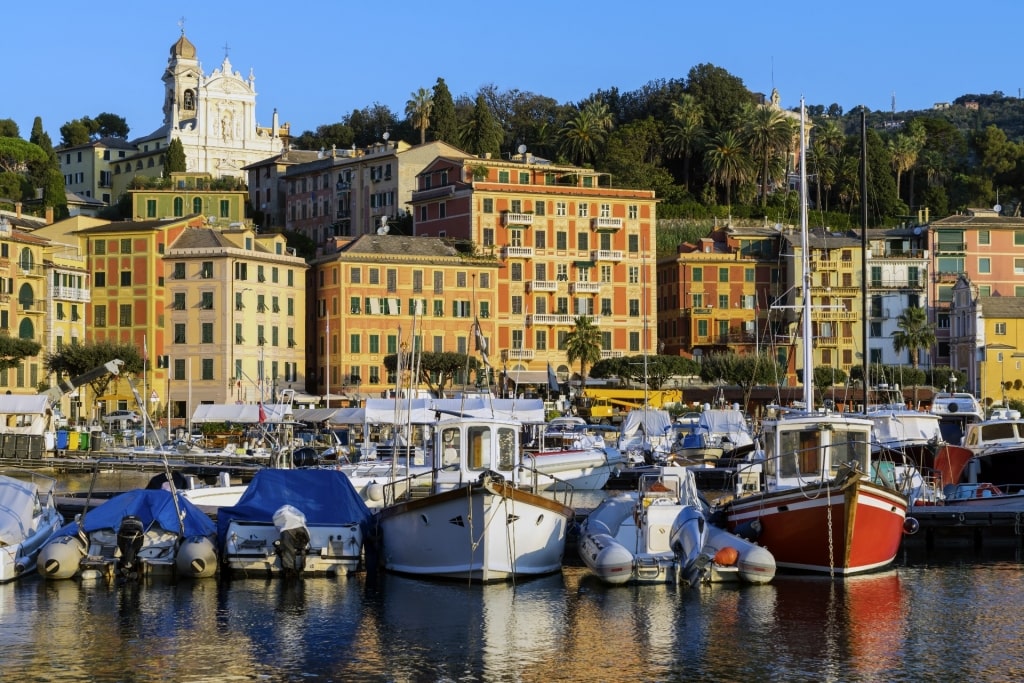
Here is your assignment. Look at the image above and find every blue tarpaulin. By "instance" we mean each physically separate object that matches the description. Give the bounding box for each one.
[216,469,371,550]
[51,488,215,539]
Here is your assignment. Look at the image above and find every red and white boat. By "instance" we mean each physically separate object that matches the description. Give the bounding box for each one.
[715,101,911,576]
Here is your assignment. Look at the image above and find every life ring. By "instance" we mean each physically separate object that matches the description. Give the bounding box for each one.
[975,482,1003,497]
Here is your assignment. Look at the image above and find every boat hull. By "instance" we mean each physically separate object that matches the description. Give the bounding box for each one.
[724,476,906,576]
[376,475,572,582]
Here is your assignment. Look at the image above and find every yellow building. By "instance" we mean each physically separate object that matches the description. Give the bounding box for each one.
[410,153,658,385]
[128,173,249,225]
[950,277,1024,407]
[42,239,91,421]
[164,225,308,413]
[310,234,499,401]
[0,216,50,394]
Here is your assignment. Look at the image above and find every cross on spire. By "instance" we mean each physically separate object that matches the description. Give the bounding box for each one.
[177,16,186,34]
[222,42,231,59]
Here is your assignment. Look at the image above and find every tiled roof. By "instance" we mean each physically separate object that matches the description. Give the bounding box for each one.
[978,296,1024,319]
[339,234,459,259]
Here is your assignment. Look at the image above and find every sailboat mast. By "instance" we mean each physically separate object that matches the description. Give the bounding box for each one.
[799,98,813,410]
[860,107,870,400]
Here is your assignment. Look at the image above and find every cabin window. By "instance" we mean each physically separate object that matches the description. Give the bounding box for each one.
[779,430,821,477]
[441,427,461,467]
[498,427,515,470]
[829,429,868,474]
[468,426,491,471]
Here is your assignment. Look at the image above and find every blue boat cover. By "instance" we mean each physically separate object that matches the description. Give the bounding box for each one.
[51,489,216,539]
[216,469,371,549]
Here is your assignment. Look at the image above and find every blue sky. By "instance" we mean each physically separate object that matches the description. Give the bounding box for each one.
[5,1,1023,143]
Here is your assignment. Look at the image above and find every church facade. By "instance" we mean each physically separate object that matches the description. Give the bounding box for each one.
[62,30,290,206]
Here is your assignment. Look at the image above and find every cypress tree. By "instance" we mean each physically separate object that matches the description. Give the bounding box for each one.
[431,77,458,144]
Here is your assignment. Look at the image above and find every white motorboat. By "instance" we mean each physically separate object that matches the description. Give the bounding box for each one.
[961,406,1024,487]
[217,468,371,577]
[0,472,63,582]
[577,469,775,586]
[374,414,574,582]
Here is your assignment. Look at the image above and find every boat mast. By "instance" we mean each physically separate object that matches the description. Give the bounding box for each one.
[799,98,813,410]
[860,107,870,403]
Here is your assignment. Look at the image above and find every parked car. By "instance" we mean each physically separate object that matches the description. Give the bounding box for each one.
[103,410,141,423]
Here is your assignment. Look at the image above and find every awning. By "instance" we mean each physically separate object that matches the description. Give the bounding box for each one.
[573,261,594,268]
[503,370,553,385]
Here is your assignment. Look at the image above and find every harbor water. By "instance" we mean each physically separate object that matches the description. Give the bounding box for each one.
[3,472,1024,682]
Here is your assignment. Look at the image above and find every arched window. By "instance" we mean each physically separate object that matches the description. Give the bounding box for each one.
[193,197,202,215]
[173,197,184,216]
[184,90,195,110]
[18,317,34,341]
[18,247,34,272]
[17,282,35,310]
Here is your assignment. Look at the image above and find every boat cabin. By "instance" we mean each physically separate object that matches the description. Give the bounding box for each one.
[433,418,520,488]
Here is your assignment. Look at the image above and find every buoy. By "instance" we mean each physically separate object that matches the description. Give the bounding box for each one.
[714,546,739,566]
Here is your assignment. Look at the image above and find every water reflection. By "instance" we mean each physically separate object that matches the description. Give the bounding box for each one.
[2,556,1023,681]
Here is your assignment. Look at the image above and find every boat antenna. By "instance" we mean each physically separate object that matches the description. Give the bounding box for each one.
[799,97,813,411]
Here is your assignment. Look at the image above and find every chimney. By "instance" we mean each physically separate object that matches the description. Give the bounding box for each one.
[45,207,54,225]
[14,201,22,218]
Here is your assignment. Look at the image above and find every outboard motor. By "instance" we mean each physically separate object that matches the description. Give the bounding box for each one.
[273,505,310,577]
[116,515,146,582]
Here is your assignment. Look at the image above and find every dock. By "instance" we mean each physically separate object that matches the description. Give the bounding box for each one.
[905,503,1024,550]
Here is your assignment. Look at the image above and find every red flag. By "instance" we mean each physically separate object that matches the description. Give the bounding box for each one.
[258,402,267,424]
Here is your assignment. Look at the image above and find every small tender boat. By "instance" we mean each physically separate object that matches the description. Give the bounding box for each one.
[0,472,63,582]
[217,469,371,577]
[37,486,218,582]
[578,469,775,586]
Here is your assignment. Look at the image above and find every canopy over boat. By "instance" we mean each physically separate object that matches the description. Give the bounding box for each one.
[50,489,216,540]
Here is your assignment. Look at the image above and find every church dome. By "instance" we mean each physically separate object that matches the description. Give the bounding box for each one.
[170,32,196,59]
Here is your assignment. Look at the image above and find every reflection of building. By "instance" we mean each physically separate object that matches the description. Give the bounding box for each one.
[410,153,657,380]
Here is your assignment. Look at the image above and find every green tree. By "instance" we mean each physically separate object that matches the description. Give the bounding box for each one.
[703,129,752,207]
[59,119,91,147]
[0,336,42,372]
[92,112,130,139]
[742,104,795,207]
[383,351,479,398]
[431,78,458,144]
[0,137,48,173]
[563,316,603,387]
[405,87,433,145]
[887,121,925,203]
[685,63,752,131]
[460,93,503,157]
[664,94,705,191]
[43,341,144,402]
[892,306,936,369]
[29,118,54,156]
[810,365,848,399]
[0,119,19,138]
[163,138,187,175]
[699,351,784,413]
[602,118,676,194]
[559,105,606,166]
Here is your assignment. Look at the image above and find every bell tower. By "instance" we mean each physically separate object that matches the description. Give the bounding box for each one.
[163,27,201,129]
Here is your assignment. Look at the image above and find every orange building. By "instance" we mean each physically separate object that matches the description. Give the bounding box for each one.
[409,153,657,384]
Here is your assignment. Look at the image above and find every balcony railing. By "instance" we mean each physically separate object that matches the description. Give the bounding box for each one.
[569,282,602,294]
[502,246,534,259]
[591,249,624,262]
[591,217,623,231]
[503,212,534,226]
[527,280,558,292]
[49,286,91,302]
[935,242,966,254]
[505,349,535,360]
[527,314,601,326]
[600,350,624,359]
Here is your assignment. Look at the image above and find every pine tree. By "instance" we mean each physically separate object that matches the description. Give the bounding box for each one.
[164,138,187,176]
[431,77,458,144]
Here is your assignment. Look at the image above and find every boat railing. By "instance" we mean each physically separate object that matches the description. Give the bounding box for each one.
[516,453,575,507]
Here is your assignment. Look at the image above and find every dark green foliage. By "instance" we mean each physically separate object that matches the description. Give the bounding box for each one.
[383,351,480,398]
[699,351,785,412]
[44,341,145,402]
[460,94,503,157]
[0,336,42,372]
[431,78,458,144]
[163,138,187,175]
[590,354,701,389]
[0,119,19,138]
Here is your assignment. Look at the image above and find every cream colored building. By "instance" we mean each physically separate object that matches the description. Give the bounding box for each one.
[164,225,308,411]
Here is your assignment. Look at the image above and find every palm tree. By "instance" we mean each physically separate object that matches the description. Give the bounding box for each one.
[702,129,752,207]
[664,94,705,191]
[887,132,923,201]
[563,316,603,389]
[742,104,794,207]
[405,87,433,145]
[559,108,605,166]
[892,307,936,369]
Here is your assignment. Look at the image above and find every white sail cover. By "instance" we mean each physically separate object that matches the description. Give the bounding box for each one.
[0,475,37,546]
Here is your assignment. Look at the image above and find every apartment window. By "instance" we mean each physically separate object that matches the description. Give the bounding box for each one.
[201,292,213,310]
[235,323,244,344]
[628,266,639,284]
[629,300,640,317]
[577,232,589,251]
[978,230,990,246]
[480,273,490,289]
[556,264,568,281]
[498,170,509,183]
[433,300,445,317]
[201,323,213,343]
[996,322,1007,335]
[577,203,589,218]
[1015,231,1024,246]
[629,331,640,352]
[433,271,444,294]
[412,271,423,293]
[600,265,612,283]
[174,324,186,344]
[56,303,65,320]
[220,199,230,218]
[95,307,106,327]
[745,268,754,283]
[510,263,523,281]
[369,268,380,285]
[628,234,639,252]
[719,294,729,308]
[95,272,106,287]
[173,292,186,310]
[719,267,729,283]
[387,269,397,293]
[201,359,214,380]
[692,268,703,282]
[556,231,567,250]
[1016,259,1024,276]
[457,272,467,288]
[628,205,638,219]
[511,295,523,315]
[692,293,703,308]
[535,230,546,249]
[556,202,567,217]
[119,305,131,326]
[350,334,361,353]
[979,257,991,274]
[599,203,611,218]
[201,261,213,279]
[535,201,545,216]
[483,198,493,213]
[536,329,547,350]
[479,301,490,318]
[146,200,156,218]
